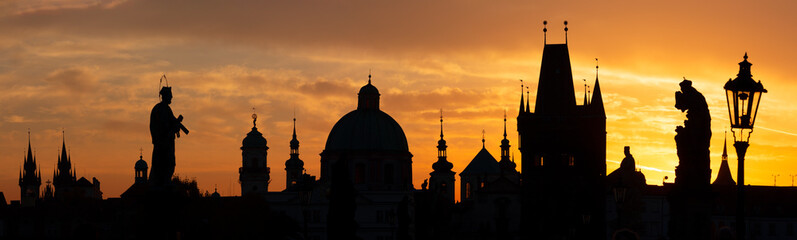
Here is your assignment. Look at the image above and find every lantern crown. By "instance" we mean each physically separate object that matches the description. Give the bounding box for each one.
[724,53,767,141]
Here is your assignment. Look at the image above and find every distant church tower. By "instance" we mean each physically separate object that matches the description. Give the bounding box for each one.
[240,113,270,195]
[53,133,76,200]
[429,111,455,202]
[19,132,41,206]
[517,21,606,239]
[285,118,305,190]
[498,112,519,183]
[135,152,148,184]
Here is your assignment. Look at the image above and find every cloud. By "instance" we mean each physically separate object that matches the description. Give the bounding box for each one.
[44,67,96,93]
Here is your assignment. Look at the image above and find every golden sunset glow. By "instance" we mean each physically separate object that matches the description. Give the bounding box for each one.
[2,0,797,202]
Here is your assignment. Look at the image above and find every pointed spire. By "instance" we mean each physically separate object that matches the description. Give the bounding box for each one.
[519,79,525,114]
[713,131,736,186]
[583,79,588,106]
[525,87,530,113]
[722,131,728,161]
[503,110,508,138]
[439,109,444,139]
[368,69,372,85]
[591,74,605,115]
[26,130,33,164]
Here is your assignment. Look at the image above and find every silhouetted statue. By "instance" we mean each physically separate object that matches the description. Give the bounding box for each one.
[669,79,712,240]
[674,79,711,186]
[149,86,189,186]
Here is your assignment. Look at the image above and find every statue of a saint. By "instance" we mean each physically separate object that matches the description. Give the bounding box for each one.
[149,86,189,186]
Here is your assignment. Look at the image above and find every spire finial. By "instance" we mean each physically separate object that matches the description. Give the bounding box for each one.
[439,109,444,138]
[744,52,748,60]
[368,69,372,84]
[503,109,507,138]
[482,129,486,148]
[251,107,257,127]
[595,58,599,77]
[564,20,569,44]
[543,20,548,44]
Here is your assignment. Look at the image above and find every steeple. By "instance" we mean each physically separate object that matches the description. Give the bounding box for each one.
[500,111,511,161]
[20,130,41,206]
[499,111,517,174]
[591,75,605,115]
[525,87,530,113]
[433,110,453,173]
[519,80,525,114]
[430,109,456,201]
[285,117,305,190]
[713,132,736,186]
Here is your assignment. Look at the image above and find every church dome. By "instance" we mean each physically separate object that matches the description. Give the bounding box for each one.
[242,127,267,149]
[135,158,148,170]
[359,83,380,96]
[324,80,408,152]
[324,109,409,152]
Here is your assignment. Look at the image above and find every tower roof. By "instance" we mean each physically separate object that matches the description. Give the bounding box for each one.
[460,146,500,176]
[325,80,408,152]
[713,135,736,186]
[534,44,576,115]
[242,114,267,149]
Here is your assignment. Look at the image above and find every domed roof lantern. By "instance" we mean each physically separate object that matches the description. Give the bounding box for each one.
[242,112,268,149]
[135,152,148,170]
[358,73,380,110]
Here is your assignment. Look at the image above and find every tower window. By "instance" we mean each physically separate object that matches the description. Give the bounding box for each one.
[568,155,575,166]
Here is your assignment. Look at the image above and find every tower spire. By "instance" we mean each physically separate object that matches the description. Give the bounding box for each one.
[503,110,507,138]
[519,79,525,114]
[722,131,728,161]
[583,79,588,106]
[526,87,530,113]
[368,69,372,85]
[440,109,444,139]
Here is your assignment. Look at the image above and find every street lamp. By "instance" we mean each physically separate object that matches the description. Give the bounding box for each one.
[724,53,767,240]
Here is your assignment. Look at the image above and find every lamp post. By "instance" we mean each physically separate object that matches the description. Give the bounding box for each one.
[724,53,767,240]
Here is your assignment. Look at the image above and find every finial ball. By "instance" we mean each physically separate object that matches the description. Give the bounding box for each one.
[543,20,547,25]
[252,113,257,120]
[564,20,568,25]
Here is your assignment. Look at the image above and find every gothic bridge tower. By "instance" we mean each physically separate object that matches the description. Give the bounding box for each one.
[517,21,607,239]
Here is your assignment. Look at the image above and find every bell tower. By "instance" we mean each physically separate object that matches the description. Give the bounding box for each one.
[135,150,148,184]
[240,112,270,196]
[429,110,455,202]
[285,117,305,190]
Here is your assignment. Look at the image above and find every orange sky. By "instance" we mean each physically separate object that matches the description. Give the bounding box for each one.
[2,0,797,201]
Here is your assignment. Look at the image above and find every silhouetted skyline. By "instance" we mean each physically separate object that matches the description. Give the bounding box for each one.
[2,1,797,205]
